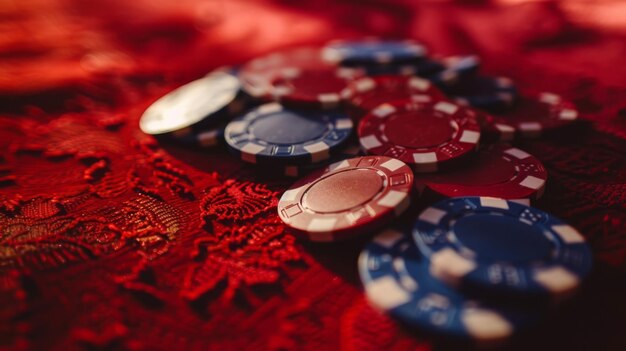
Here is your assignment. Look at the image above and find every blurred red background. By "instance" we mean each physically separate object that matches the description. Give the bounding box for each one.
[1,1,626,350]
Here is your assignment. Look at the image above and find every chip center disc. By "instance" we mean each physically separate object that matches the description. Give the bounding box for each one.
[385,112,454,148]
[303,169,383,213]
[453,214,553,262]
[251,112,328,144]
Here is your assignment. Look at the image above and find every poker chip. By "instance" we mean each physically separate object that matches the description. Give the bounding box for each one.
[358,99,481,172]
[359,228,543,340]
[413,197,593,298]
[277,156,413,242]
[484,92,579,140]
[354,57,445,77]
[353,55,479,89]
[239,47,339,100]
[342,75,446,114]
[225,102,353,165]
[425,55,481,87]
[281,144,362,178]
[322,39,428,65]
[169,125,224,148]
[414,144,547,200]
[446,76,517,112]
[140,70,243,135]
[269,66,364,109]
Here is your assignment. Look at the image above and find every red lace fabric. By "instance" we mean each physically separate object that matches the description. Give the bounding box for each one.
[1,0,626,350]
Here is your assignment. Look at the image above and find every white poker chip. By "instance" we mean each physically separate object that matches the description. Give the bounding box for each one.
[140,70,241,135]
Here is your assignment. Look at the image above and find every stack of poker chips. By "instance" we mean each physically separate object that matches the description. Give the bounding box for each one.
[139,39,590,343]
[360,198,592,342]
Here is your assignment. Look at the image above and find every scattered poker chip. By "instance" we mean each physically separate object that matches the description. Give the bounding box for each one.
[225,102,353,165]
[354,57,445,77]
[413,197,593,298]
[414,144,547,200]
[238,47,337,100]
[359,228,543,341]
[446,76,517,112]
[269,66,364,109]
[424,55,481,87]
[349,55,479,93]
[469,111,501,143]
[281,144,362,178]
[342,75,446,114]
[322,39,428,65]
[140,69,243,135]
[358,99,481,172]
[277,156,413,242]
[484,92,579,140]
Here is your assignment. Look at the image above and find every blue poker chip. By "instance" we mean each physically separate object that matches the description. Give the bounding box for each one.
[355,57,446,77]
[225,102,353,165]
[424,55,481,88]
[445,76,517,111]
[413,197,593,298]
[359,228,543,341]
[322,39,428,65]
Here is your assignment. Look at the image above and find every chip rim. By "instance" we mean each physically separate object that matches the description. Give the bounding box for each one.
[169,125,225,148]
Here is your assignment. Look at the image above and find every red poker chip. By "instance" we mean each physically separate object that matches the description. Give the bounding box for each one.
[342,75,446,114]
[482,92,579,140]
[269,66,365,109]
[277,156,413,242]
[358,99,481,173]
[238,47,332,99]
[414,144,547,200]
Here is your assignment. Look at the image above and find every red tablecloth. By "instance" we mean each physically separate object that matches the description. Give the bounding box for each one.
[2,1,626,350]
